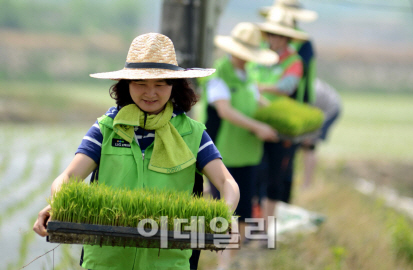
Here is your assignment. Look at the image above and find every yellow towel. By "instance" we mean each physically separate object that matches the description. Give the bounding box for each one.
[113,101,196,174]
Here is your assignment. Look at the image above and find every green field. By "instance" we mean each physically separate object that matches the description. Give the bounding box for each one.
[319,91,413,162]
[0,80,115,123]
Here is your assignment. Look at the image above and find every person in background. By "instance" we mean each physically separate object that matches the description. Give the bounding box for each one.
[247,8,309,232]
[33,33,240,270]
[259,0,318,105]
[202,22,278,269]
[301,79,341,189]
[260,1,342,191]
[251,0,319,219]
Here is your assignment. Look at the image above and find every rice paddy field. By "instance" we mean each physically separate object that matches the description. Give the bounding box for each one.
[0,82,413,269]
[0,123,91,269]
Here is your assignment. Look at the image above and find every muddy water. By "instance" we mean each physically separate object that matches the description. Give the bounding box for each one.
[0,125,86,268]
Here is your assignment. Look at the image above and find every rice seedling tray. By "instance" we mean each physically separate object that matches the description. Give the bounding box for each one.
[47,181,236,251]
[277,129,321,143]
[46,221,232,251]
[254,96,325,138]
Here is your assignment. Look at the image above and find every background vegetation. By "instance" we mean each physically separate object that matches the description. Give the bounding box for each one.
[0,0,140,82]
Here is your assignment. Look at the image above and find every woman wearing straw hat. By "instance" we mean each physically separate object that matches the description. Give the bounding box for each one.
[247,8,309,233]
[33,33,240,270]
[259,0,318,104]
[259,0,318,23]
[201,22,278,269]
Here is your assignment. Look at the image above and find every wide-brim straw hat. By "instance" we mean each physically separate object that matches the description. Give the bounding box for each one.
[214,22,278,66]
[257,7,309,40]
[259,0,318,22]
[90,33,215,80]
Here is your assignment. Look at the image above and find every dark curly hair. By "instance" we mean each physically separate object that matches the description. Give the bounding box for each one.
[109,79,199,112]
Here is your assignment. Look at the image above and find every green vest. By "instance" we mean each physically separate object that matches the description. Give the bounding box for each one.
[289,39,317,104]
[203,56,263,167]
[81,113,205,270]
[246,52,305,102]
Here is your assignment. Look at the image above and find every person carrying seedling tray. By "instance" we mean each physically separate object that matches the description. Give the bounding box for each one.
[246,7,310,235]
[259,0,318,105]
[33,33,240,270]
[199,22,279,269]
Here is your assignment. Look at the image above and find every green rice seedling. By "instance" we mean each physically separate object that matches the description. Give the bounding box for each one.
[49,180,234,234]
[254,96,324,137]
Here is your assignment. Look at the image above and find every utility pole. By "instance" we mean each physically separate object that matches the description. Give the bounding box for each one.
[160,0,229,69]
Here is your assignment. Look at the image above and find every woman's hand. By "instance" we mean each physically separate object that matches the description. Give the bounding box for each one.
[33,205,52,237]
[33,153,98,237]
[202,159,240,212]
[252,123,278,142]
[258,84,271,93]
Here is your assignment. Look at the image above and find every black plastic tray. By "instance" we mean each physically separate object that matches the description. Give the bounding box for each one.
[278,130,321,144]
[47,221,233,251]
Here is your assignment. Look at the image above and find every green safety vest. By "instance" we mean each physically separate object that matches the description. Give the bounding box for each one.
[202,56,263,167]
[246,52,304,102]
[81,113,205,270]
[289,39,317,104]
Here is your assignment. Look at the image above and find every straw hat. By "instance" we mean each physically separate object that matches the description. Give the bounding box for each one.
[90,33,215,80]
[214,22,278,66]
[257,7,309,40]
[259,0,318,22]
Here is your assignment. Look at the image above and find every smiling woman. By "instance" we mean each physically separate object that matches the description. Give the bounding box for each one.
[32,32,240,270]
[129,79,173,114]
[109,78,199,115]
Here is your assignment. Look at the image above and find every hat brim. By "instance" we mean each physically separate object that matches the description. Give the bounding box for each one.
[214,36,278,66]
[90,68,215,80]
[259,6,318,22]
[257,22,309,40]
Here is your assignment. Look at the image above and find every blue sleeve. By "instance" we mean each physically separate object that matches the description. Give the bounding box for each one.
[276,75,301,95]
[75,121,103,164]
[298,40,314,68]
[196,130,222,172]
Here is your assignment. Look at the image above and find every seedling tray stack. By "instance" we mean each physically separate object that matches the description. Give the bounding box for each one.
[46,181,235,251]
[254,96,324,142]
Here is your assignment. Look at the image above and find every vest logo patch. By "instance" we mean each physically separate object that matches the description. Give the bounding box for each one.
[112,139,131,148]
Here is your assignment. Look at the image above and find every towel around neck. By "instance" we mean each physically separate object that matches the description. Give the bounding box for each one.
[113,101,196,174]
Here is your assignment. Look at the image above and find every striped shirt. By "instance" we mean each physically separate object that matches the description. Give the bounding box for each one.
[76,107,221,172]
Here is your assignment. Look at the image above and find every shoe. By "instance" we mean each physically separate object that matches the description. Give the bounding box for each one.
[251,203,262,219]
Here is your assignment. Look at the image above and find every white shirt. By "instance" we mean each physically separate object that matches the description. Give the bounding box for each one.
[206,68,259,105]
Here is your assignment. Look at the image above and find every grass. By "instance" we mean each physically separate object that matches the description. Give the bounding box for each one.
[318,91,413,162]
[50,181,234,234]
[199,162,413,270]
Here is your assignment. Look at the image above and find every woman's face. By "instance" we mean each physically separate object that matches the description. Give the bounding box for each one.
[231,55,247,70]
[129,79,173,114]
[267,33,289,52]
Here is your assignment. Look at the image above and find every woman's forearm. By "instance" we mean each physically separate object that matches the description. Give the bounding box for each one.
[220,177,241,212]
[202,159,240,212]
[214,99,264,133]
[51,153,97,195]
